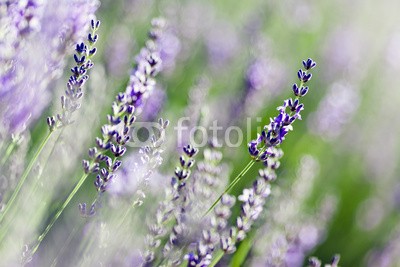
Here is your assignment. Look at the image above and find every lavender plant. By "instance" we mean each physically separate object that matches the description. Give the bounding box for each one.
[115,118,170,223]
[0,0,99,141]
[182,59,316,266]
[142,144,198,266]
[206,58,317,215]
[0,18,100,225]
[27,17,166,257]
[1,1,398,265]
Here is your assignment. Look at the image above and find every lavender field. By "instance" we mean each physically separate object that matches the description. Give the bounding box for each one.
[1,0,399,266]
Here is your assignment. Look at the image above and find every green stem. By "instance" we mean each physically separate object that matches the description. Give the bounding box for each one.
[118,201,137,228]
[0,131,53,224]
[0,130,64,244]
[203,159,256,217]
[209,250,225,267]
[0,140,17,166]
[229,230,255,267]
[31,172,89,256]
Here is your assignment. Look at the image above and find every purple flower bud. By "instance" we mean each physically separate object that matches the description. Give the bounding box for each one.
[88,147,97,158]
[293,83,300,96]
[82,160,90,174]
[91,162,100,173]
[183,145,198,157]
[300,86,309,96]
[179,156,186,167]
[302,58,317,70]
[112,160,122,171]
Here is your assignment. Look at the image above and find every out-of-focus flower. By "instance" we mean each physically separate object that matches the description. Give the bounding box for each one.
[250,156,337,267]
[206,20,239,71]
[105,26,135,77]
[142,145,198,266]
[140,87,166,122]
[366,227,400,267]
[308,81,360,140]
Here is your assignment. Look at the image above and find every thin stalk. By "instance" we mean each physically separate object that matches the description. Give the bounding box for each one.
[23,129,64,207]
[209,250,224,267]
[0,140,17,166]
[117,201,137,228]
[0,129,65,244]
[31,172,89,256]
[203,157,257,217]
[0,131,53,224]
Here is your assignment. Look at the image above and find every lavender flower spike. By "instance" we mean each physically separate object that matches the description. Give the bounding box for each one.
[27,17,166,257]
[142,145,198,266]
[248,58,316,162]
[206,59,316,217]
[82,18,165,193]
[47,19,100,131]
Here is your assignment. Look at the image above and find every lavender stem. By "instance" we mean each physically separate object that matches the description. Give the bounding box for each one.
[0,131,52,225]
[30,172,89,256]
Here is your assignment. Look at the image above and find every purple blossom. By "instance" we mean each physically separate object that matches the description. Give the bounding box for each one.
[140,87,166,122]
[248,59,316,163]
[0,0,99,138]
[82,18,165,194]
[47,19,100,131]
[142,144,198,266]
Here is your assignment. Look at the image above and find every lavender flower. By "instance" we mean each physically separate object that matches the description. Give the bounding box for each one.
[47,19,100,131]
[248,58,316,162]
[187,194,235,267]
[191,139,226,210]
[110,118,169,201]
[0,0,99,138]
[182,141,231,266]
[140,87,167,122]
[0,0,43,137]
[142,144,198,266]
[82,18,165,193]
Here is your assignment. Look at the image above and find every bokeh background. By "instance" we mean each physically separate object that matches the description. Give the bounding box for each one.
[1,0,400,266]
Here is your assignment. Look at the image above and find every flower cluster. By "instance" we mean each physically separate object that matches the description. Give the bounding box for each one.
[191,139,224,206]
[127,18,165,112]
[0,0,99,138]
[81,18,165,193]
[162,144,199,264]
[205,59,317,265]
[248,58,317,161]
[0,0,43,137]
[249,155,337,266]
[187,194,235,267]
[47,19,100,131]
[142,144,198,266]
